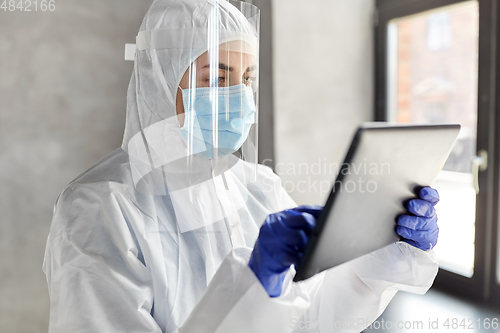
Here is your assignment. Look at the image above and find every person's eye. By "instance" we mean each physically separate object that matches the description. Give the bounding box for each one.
[205,77,226,85]
[243,76,256,85]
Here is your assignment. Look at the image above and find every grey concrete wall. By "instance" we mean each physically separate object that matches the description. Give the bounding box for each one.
[250,0,276,166]
[0,1,152,331]
[273,0,376,205]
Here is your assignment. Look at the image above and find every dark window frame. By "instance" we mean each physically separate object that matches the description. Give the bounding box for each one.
[375,0,500,304]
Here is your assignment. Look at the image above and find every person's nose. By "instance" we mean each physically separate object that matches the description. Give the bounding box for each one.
[228,71,245,86]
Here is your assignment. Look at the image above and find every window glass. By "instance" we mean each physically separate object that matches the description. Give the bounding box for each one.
[387,1,479,277]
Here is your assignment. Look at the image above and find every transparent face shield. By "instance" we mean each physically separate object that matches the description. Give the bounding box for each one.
[177,39,259,162]
[176,1,260,168]
[130,0,260,196]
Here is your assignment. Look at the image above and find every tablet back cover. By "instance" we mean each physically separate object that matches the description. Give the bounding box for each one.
[294,123,460,282]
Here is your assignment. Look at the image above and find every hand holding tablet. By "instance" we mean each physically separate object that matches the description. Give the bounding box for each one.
[294,123,460,282]
[397,187,440,251]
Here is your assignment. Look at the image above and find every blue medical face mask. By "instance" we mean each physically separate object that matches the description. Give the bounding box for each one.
[177,84,256,159]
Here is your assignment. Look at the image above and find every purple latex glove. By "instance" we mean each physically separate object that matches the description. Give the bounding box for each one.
[248,205,323,297]
[397,187,440,251]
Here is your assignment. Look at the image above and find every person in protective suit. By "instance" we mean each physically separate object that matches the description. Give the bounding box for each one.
[43,0,440,332]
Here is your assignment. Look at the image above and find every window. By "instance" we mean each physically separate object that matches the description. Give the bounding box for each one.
[376,0,500,304]
[387,2,479,278]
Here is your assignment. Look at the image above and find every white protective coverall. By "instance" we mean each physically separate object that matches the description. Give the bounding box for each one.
[42,0,439,332]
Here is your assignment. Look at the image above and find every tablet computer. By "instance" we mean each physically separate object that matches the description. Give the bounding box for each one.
[293,123,461,282]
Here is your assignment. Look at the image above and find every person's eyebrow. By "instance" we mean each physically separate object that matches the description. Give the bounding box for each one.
[246,65,257,72]
[202,63,234,71]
